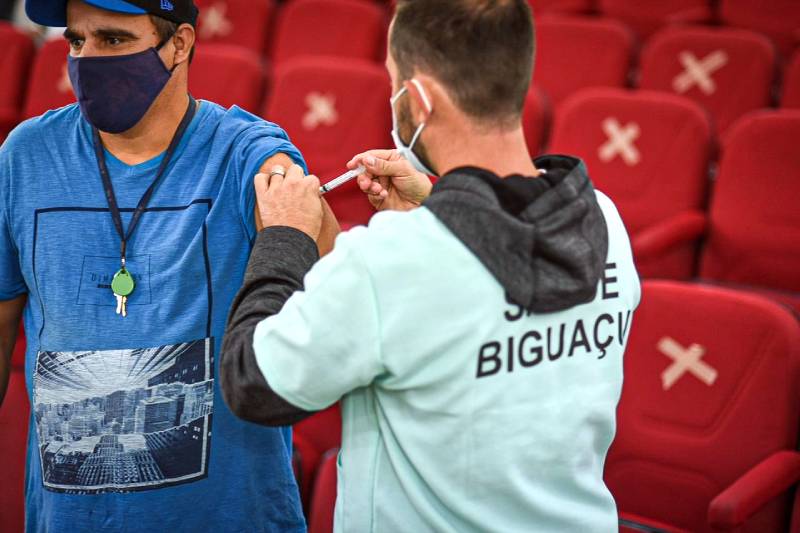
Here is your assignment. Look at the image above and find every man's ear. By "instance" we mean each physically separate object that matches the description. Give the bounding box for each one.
[404,78,434,124]
[172,23,195,67]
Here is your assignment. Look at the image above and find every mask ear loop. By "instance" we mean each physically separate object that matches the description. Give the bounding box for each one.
[156,28,181,73]
[409,79,433,113]
[405,79,432,150]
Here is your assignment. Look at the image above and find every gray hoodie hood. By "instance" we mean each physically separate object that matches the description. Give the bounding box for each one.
[423,155,608,313]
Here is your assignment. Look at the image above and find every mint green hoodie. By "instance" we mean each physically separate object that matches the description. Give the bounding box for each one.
[249,157,641,532]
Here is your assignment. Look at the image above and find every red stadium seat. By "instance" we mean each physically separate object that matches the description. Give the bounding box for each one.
[0,369,29,533]
[793,493,800,533]
[264,57,392,226]
[533,15,634,106]
[294,404,342,465]
[194,0,275,56]
[189,44,265,114]
[292,404,341,508]
[12,325,25,370]
[698,110,800,311]
[597,0,713,39]
[308,449,338,533]
[606,280,800,532]
[527,0,594,15]
[0,23,35,141]
[782,49,800,109]
[640,26,776,135]
[292,429,321,510]
[522,86,551,157]
[23,39,75,119]
[271,0,386,66]
[549,88,712,279]
[719,0,800,59]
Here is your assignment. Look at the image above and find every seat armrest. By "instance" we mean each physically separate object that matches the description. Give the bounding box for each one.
[632,210,706,261]
[708,450,800,529]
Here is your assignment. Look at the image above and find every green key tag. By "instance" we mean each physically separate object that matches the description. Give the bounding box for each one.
[111,268,135,297]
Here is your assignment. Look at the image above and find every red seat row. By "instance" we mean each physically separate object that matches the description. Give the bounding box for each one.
[189,0,388,62]
[532,0,800,57]
[550,89,800,312]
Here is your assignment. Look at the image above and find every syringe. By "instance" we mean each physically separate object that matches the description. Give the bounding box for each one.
[320,165,366,194]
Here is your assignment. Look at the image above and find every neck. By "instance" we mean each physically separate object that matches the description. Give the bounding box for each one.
[98,89,190,166]
[430,122,538,178]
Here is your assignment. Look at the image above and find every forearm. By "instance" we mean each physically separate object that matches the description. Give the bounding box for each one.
[0,294,26,407]
[317,198,340,256]
[221,227,319,426]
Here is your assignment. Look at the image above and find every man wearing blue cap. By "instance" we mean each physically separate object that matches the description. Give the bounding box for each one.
[0,0,338,531]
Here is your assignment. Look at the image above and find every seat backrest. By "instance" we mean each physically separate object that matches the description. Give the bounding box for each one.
[639,26,776,134]
[293,403,342,457]
[782,49,800,109]
[597,0,712,39]
[194,0,275,56]
[699,110,800,292]
[533,15,634,106]
[293,404,342,513]
[719,0,800,59]
[0,23,35,132]
[606,280,800,532]
[11,325,25,370]
[264,57,391,226]
[0,369,30,533]
[189,44,265,113]
[23,39,75,119]
[308,448,339,533]
[522,86,551,157]
[528,0,593,15]
[271,0,386,67]
[549,88,711,235]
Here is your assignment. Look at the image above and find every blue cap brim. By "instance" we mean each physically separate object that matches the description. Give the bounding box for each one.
[26,0,147,27]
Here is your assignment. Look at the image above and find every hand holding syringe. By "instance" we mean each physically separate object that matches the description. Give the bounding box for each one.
[319,165,366,194]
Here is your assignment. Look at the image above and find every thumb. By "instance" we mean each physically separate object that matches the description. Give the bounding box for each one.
[364,155,408,178]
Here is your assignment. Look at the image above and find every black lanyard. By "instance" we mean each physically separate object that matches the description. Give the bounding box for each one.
[92,96,197,268]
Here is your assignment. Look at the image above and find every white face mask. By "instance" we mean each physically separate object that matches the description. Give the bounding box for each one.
[390,80,436,176]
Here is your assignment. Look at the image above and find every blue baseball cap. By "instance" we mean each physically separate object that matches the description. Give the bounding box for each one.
[26,0,198,28]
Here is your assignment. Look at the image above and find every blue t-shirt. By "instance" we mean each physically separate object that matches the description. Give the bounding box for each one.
[0,101,307,532]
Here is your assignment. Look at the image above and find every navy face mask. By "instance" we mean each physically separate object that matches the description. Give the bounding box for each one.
[68,42,175,134]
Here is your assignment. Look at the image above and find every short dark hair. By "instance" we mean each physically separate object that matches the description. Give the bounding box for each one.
[391,0,534,128]
[150,14,195,64]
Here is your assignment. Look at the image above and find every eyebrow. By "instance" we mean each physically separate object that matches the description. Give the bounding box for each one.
[62,26,140,41]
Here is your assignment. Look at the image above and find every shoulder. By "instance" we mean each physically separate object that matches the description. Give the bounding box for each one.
[594,189,628,238]
[202,101,292,142]
[1,104,82,152]
[593,189,641,304]
[334,207,455,268]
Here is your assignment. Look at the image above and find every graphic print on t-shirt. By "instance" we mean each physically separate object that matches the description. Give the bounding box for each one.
[33,338,214,494]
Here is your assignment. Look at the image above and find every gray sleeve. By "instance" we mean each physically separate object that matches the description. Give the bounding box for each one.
[220,226,319,427]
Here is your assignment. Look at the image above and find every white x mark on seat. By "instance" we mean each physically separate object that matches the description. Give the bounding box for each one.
[672,50,729,96]
[302,92,338,131]
[199,2,234,40]
[658,336,718,391]
[598,118,641,166]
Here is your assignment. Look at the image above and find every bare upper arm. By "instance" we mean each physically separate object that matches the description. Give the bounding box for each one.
[254,153,341,255]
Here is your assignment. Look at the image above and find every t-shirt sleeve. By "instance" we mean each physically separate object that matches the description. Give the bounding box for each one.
[228,108,308,241]
[252,233,384,411]
[0,145,26,301]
